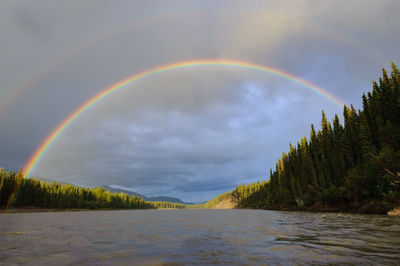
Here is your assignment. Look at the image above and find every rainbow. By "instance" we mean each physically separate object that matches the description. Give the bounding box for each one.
[23,59,345,177]
[1,17,382,116]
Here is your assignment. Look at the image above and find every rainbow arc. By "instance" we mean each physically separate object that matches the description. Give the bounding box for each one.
[23,59,345,177]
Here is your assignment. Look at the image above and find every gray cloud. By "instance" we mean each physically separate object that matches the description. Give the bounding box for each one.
[1,0,399,201]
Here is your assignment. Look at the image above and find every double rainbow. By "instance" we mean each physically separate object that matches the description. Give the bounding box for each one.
[23,59,345,177]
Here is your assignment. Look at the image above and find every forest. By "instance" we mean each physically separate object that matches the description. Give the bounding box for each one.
[0,170,185,210]
[1,63,399,214]
[209,62,400,214]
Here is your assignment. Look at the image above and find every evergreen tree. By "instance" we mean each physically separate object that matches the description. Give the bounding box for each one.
[210,62,400,214]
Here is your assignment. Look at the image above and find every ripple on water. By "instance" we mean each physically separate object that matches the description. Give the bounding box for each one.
[1,209,400,264]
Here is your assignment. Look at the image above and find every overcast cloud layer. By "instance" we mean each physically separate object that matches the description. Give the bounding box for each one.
[1,0,399,202]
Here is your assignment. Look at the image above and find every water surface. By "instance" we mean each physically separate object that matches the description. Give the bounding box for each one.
[1,209,399,265]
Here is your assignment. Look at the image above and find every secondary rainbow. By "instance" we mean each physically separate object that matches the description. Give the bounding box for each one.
[23,59,345,177]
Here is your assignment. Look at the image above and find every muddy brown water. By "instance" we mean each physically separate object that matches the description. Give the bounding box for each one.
[1,209,399,265]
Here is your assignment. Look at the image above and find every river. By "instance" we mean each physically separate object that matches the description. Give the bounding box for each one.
[1,209,399,265]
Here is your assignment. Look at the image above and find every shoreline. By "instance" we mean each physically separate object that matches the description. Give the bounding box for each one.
[213,198,400,216]
[2,205,399,216]
[2,207,114,214]
[388,206,400,216]
[0,207,157,214]
[250,203,400,216]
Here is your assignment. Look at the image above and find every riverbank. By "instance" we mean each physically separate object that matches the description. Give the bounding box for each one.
[212,199,236,209]
[1,206,203,214]
[0,207,171,214]
[1,207,115,214]
[209,194,399,215]
[3,204,399,216]
[255,201,400,216]
[388,206,400,216]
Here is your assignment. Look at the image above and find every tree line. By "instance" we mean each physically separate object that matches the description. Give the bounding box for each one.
[2,63,399,213]
[209,62,400,213]
[0,169,185,210]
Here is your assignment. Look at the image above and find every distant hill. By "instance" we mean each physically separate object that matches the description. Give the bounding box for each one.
[103,185,194,204]
[102,185,146,198]
[146,196,188,204]
[25,176,195,205]
[29,180,194,205]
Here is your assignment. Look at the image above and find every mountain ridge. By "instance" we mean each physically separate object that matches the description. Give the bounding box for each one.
[103,185,195,204]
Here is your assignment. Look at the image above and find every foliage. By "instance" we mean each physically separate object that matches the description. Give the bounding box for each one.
[213,62,400,213]
[205,181,268,208]
[150,201,186,209]
[0,170,186,210]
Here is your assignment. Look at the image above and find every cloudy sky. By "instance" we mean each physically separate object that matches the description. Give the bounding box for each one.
[1,0,399,202]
